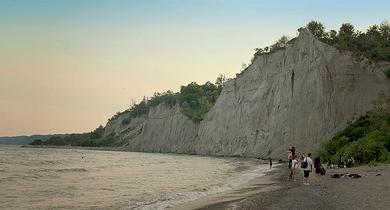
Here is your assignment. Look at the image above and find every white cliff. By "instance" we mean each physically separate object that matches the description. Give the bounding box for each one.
[105,29,390,159]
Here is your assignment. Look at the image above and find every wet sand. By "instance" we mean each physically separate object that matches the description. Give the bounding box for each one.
[171,164,282,210]
[192,164,390,210]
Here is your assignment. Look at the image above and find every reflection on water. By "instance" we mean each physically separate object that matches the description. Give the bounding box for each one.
[0,146,267,210]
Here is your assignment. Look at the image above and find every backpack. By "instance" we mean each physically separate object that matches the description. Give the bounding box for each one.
[301,158,308,169]
[320,165,326,175]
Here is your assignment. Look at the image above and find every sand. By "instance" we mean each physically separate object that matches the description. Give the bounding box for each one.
[195,164,390,210]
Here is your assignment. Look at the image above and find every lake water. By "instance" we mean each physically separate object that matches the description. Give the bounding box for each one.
[0,146,269,210]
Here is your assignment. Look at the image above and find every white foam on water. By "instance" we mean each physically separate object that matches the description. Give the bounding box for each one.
[132,162,274,210]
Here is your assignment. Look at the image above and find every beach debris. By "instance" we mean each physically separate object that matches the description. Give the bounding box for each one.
[331,174,341,178]
[331,173,362,178]
[349,174,361,178]
[376,173,382,176]
[331,173,342,178]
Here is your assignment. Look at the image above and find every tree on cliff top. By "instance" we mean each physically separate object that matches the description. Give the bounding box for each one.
[306,20,390,62]
[269,35,290,52]
[307,20,327,39]
[215,74,226,89]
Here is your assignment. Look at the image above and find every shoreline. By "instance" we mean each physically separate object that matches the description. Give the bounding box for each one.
[21,145,279,162]
[21,144,128,152]
[170,164,283,210]
[192,165,285,210]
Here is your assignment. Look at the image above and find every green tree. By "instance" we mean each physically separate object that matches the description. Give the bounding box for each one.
[270,35,290,52]
[215,74,226,88]
[90,125,104,139]
[339,23,356,38]
[307,21,326,39]
[379,20,390,41]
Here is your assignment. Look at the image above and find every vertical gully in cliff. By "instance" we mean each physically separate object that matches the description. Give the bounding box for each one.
[291,70,295,97]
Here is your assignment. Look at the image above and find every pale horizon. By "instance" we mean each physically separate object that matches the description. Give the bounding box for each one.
[1,0,389,136]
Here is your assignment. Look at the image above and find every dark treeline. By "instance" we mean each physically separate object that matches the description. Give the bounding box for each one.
[30,126,119,147]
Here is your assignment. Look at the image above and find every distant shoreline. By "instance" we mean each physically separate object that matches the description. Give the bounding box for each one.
[21,145,127,152]
[21,145,280,161]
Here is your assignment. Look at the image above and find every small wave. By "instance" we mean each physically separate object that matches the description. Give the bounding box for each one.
[31,168,88,173]
[130,163,271,210]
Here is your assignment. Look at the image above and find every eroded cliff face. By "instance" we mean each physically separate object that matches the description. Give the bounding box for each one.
[105,104,198,154]
[105,29,390,158]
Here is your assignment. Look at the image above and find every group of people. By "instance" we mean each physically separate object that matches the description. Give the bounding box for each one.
[288,146,324,186]
[326,155,355,168]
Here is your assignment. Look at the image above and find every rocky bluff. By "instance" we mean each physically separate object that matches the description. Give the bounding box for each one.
[104,29,390,159]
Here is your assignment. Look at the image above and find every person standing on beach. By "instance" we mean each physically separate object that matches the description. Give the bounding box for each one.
[288,149,292,168]
[314,157,321,185]
[302,153,313,185]
[269,157,272,169]
[291,155,299,181]
[288,147,293,179]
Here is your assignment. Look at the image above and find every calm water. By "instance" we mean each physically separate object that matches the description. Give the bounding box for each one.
[0,146,268,210]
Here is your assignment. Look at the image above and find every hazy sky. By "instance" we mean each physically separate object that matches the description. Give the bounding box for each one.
[1,0,389,136]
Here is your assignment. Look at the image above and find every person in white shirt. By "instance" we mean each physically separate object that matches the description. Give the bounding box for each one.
[290,155,299,181]
[302,153,313,185]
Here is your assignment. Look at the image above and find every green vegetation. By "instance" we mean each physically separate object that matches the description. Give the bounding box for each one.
[252,36,291,62]
[252,20,390,63]
[32,125,120,147]
[115,76,225,124]
[119,91,178,124]
[319,92,390,165]
[179,81,221,122]
[30,139,43,145]
[269,35,290,53]
[306,20,390,62]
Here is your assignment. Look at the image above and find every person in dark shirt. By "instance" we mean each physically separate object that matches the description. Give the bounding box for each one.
[314,157,322,185]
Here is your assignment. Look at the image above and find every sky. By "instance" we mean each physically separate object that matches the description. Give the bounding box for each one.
[0,0,389,136]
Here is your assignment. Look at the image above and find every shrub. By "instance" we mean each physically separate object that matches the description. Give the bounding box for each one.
[319,100,390,165]
[269,35,290,53]
[368,160,378,166]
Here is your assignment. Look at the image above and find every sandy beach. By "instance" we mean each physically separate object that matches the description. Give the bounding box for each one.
[194,164,390,210]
